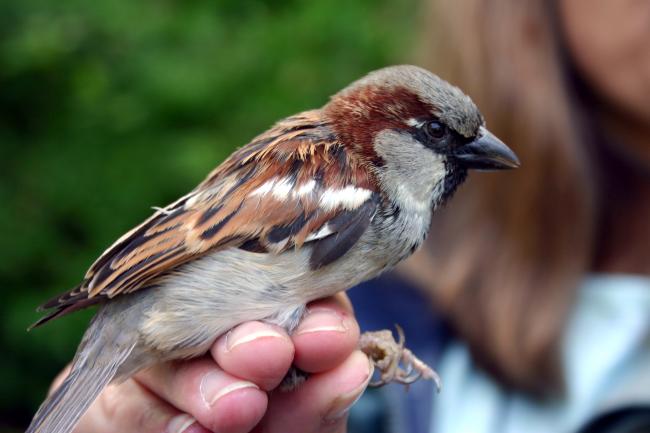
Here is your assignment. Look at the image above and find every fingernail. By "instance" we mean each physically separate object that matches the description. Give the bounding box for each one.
[295,309,348,335]
[225,322,289,351]
[167,414,198,433]
[322,355,374,423]
[200,371,259,408]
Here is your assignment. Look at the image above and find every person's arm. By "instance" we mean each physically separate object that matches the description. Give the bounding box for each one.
[48,294,371,433]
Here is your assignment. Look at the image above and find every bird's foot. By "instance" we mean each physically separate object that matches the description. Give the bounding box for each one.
[359,325,441,391]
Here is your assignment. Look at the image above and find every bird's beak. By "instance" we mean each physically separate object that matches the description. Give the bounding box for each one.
[452,126,520,170]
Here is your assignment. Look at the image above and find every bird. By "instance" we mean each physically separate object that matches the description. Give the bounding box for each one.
[27,65,519,433]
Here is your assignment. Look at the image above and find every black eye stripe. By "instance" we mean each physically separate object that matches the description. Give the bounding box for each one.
[407,119,449,149]
[407,119,473,154]
[424,121,446,139]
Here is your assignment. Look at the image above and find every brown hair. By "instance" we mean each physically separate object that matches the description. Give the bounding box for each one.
[404,0,598,396]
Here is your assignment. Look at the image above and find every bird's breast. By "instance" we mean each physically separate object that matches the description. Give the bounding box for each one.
[137,243,386,357]
[135,199,430,358]
[366,200,432,267]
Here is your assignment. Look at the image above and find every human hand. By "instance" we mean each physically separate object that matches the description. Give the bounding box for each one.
[48,293,371,433]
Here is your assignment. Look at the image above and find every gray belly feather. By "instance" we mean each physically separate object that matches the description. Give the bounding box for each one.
[136,204,430,360]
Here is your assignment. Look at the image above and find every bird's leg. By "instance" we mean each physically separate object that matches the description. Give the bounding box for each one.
[273,308,441,391]
[278,366,310,392]
[265,304,311,392]
[359,325,441,391]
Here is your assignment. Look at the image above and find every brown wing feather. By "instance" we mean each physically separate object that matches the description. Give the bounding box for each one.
[33,110,378,327]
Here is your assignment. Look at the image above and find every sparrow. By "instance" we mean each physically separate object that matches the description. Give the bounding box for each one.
[27,65,519,433]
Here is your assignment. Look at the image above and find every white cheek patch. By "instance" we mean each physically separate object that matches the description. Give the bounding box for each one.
[394,182,430,213]
[319,186,373,211]
[373,129,449,212]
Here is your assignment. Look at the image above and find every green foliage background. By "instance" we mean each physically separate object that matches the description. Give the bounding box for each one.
[0,0,419,429]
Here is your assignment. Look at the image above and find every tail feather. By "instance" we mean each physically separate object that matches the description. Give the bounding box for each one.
[26,341,135,433]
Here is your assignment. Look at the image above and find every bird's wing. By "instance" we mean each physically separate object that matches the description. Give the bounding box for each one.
[33,110,379,327]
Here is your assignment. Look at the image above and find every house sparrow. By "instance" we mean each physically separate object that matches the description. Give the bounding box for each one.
[27,65,519,433]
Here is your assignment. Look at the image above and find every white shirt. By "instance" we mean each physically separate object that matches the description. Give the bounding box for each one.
[432,275,650,433]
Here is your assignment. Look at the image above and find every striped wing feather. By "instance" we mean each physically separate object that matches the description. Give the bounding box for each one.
[34,110,378,327]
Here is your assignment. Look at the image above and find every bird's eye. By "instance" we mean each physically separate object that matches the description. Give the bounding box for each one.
[424,121,447,140]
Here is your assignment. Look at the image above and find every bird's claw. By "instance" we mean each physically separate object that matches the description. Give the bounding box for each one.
[359,325,441,392]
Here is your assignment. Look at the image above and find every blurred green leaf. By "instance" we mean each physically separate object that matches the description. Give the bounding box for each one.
[0,0,418,429]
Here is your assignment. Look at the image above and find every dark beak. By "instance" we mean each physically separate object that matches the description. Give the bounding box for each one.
[452,127,520,170]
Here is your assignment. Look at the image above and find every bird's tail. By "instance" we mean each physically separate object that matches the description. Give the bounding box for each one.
[26,320,137,433]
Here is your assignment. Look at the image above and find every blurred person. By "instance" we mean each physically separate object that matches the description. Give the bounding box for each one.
[43,1,650,433]
[350,0,650,432]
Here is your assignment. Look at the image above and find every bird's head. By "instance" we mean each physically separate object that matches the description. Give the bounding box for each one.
[324,65,519,209]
